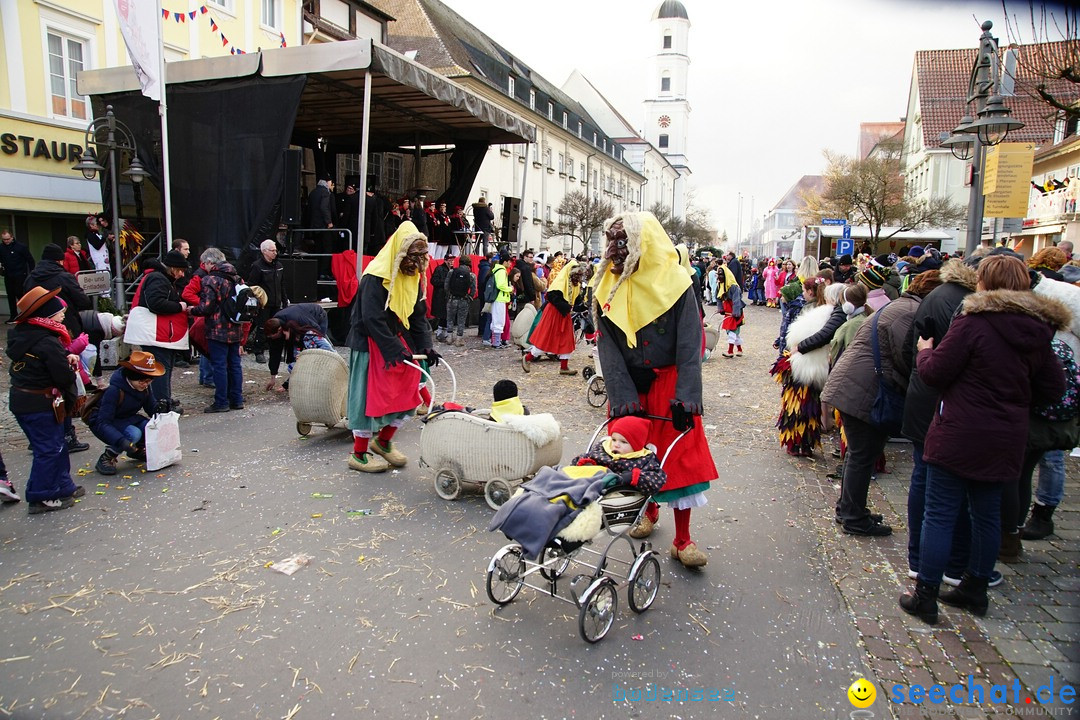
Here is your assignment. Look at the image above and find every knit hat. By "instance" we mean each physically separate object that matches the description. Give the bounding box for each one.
[856,265,889,290]
[908,245,925,258]
[873,253,897,268]
[609,416,650,452]
[838,254,853,266]
[917,248,943,271]
[493,379,518,402]
[163,250,188,268]
[41,243,65,263]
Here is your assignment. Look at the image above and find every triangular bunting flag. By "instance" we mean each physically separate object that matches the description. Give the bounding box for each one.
[161,8,168,18]
[200,5,207,13]
[221,33,228,46]
[188,10,196,20]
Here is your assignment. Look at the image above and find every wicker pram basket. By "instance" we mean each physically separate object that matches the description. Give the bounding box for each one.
[421,410,563,509]
[288,348,349,436]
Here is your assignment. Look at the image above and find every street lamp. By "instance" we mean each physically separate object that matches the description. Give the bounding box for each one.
[940,21,1024,255]
[72,104,148,309]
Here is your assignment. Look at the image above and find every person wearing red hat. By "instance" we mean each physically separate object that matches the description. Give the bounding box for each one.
[6,286,85,513]
[569,416,666,496]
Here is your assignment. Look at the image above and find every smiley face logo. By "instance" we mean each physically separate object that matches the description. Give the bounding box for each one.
[847,678,877,708]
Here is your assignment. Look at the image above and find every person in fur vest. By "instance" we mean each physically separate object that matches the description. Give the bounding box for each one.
[770,276,836,457]
[822,271,942,537]
[570,416,667,496]
[900,255,1068,625]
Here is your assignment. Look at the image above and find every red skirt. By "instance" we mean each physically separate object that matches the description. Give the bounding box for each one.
[630,366,717,492]
[527,305,575,355]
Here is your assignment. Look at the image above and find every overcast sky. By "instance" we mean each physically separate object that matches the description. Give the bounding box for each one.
[440,0,1059,239]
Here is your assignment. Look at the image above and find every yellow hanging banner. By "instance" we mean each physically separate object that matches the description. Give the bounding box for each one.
[983,142,1035,218]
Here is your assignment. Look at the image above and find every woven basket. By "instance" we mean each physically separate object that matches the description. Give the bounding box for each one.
[420,411,563,483]
[289,349,349,427]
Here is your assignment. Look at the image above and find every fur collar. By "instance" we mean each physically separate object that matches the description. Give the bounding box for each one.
[500,412,561,447]
[938,259,977,290]
[962,290,1071,331]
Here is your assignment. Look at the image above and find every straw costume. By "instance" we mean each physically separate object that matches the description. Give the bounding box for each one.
[345,222,434,472]
[592,212,717,568]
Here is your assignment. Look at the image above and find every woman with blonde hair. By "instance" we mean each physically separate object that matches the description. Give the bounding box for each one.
[1027,247,1067,281]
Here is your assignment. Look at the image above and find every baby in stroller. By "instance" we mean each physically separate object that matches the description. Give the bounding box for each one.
[489,416,666,559]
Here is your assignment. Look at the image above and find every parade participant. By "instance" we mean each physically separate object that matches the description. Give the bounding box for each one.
[345,221,437,472]
[90,351,165,476]
[569,415,667,495]
[490,379,526,423]
[6,287,83,513]
[592,212,717,568]
[716,260,744,358]
[522,260,583,375]
[431,201,454,260]
[449,206,470,257]
[762,259,781,308]
[770,276,832,457]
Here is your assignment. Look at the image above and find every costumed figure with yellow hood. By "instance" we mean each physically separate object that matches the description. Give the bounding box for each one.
[592,212,717,568]
[521,260,584,376]
[716,261,745,358]
[345,222,437,473]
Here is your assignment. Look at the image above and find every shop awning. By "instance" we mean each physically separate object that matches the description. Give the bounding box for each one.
[1013,224,1065,236]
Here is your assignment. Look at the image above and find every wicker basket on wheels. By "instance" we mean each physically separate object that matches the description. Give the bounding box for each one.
[289,348,349,436]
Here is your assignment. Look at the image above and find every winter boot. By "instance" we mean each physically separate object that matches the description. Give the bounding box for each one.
[939,573,990,617]
[1021,503,1056,540]
[998,531,1022,563]
[899,579,940,624]
[65,427,90,453]
[96,449,119,476]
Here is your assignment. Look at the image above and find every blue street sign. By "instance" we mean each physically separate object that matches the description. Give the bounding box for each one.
[821,218,847,226]
[837,238,854,257]
[842,225,851,239]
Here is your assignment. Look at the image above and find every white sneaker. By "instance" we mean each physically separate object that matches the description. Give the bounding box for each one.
[0,479,20,503]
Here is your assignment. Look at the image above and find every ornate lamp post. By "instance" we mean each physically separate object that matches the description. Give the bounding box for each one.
[940,21,1024,255]
[72,105,148,309]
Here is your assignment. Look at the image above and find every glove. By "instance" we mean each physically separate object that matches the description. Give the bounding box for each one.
[153,398,171,415]
[424,348,442,368]
[671,403,696,433]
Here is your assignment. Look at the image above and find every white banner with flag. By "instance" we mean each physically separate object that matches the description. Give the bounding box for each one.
[114,0,162,101]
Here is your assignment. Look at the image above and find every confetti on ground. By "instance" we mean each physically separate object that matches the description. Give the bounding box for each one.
[311,513,323,518]
[311,493,334,499]
[632,634,644,641]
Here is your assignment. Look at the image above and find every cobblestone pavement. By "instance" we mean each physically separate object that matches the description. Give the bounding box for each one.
[0,305,1076,719]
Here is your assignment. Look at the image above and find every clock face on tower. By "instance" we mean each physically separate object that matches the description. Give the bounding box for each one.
[658,115,671,128]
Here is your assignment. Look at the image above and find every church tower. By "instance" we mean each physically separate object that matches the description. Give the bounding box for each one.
[643,0,691,218]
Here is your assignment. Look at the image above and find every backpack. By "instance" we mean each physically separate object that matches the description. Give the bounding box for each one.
[1034,338,1080,422]
[79,388,123,425]
[221,279,260,324]
[483,271,498,303]
[448,266,472,298]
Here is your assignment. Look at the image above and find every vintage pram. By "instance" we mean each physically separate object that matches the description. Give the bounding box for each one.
[483,418,685,643]
[289,348,350,436]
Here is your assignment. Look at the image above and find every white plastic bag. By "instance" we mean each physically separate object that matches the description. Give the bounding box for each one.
[145,411,182,471]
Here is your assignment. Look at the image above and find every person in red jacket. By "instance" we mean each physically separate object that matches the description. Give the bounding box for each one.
[62,237,90,275]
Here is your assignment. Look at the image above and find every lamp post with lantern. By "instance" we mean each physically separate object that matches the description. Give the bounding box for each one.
[71,104,148,310]
[939,20,1024,255]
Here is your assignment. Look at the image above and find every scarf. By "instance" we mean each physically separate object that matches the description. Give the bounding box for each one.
[27,316,73,347]
[362,221,427,329]
[490,396,525,423]
[546,259,580,306]
[601,438,651,460]
[592,212,691,348]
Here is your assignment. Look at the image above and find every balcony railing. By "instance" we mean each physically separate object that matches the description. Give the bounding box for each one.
[1028,186,1078,221]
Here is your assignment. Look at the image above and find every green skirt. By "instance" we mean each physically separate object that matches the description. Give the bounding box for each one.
[346,350,415,433]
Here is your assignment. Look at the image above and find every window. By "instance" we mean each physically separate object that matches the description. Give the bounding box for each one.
[209,0,235,11]
[47,30,88,120]
[386,155,403,192]
[593,131,598,146]
[545,205,552,222]
[365,152,382,185]
[558,153,564,173]
[580,163,585,179]
[532,201,539,218]
[658,134,669,149]
[663,33,672,49]
[261,0,279,28]
[529,89,536,109]
[548,102,554,121]
[532,144,539,162]
[660,75,671,92]
[509,76,516,98]
[562,111,568,129]
[578,121,583,138]
[544,148,552,168]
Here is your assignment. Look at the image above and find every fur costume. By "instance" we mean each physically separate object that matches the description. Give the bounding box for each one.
[783,303,833,390]
[1031,274,1080,357]
[770,302,833,455]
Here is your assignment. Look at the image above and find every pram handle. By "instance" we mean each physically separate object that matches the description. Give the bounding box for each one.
[404,356,457,408]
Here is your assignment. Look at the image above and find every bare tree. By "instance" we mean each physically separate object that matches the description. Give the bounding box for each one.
[798,139,966,250]
[1000,2,1079,118]
[542,190,614,256]
[649,193,716,250]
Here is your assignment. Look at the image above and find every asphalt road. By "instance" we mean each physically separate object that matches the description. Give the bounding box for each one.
[0,305,872,719]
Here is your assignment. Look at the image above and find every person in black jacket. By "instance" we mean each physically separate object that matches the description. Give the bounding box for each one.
[245,239,288,363]
[262,303,332,393]
[1,228,35,318]
[24,243,92,339]
[6,286,83,513]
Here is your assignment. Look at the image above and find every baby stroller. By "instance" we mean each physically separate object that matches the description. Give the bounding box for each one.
[289,348,349,436]
[416,359,562,509]
[484,417,685,643]
[580,349,606,408]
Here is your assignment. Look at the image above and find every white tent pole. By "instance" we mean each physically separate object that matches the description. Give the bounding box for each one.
[357,68,372,278]
[156,0,174,252]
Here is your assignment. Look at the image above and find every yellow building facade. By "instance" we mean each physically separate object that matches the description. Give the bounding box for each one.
[0,0,300,265]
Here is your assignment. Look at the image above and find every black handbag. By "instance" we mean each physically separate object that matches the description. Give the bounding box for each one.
[868,310,904,433]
